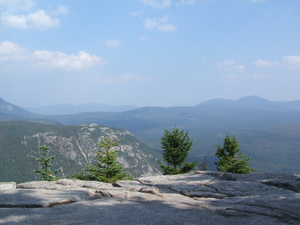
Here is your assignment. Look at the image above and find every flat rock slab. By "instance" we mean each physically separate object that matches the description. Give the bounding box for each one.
[0,189,95,208]
[1,172,300,225]
[0,197,284,225]
[0,182,16,190]
[17,179,113,190]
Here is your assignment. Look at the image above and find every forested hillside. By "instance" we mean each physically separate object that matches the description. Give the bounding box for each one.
[0,121,161,183]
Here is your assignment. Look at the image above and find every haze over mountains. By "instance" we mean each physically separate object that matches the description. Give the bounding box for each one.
[24,103,138,115]
[19,96,300,114]
[199,96,300,111]
[1,96,300,177]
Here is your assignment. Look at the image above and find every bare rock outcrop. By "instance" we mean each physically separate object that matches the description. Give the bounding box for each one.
[0,182,16,190]
[0,172,299,224]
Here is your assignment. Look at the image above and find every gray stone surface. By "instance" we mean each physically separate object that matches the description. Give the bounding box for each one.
[0,171,299,224]
[0,182,16,190]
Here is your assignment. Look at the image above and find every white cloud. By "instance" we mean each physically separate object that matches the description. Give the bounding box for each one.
[104,74,148,83]
[221,74,247,82]
[131,11,143,17]
[1,10,60,29]
[0,41,31,64]
[0,1,68,30]
[253,60,273,67]
[104,39,121,48]
[251,0,266,3]
[254,56,300,69]
[0,41,26,56]
[218,59,278,82]
[33,50,104,70]
[217,60,235,67]
[139,35,150,40]
[157,23,177,32]
[252,73,271,80]
[144,18,160,29]
[217,60,245,72]
[144,16,177,32]
[0,0,35,12]
[179,0,196,5]
[140,0,172,9]
[233,65,245,73]
[283,55,300,66]
[52,5,69,15]
[0,41,104,71]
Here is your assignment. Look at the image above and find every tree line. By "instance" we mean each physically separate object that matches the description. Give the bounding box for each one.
[32,127,256,183]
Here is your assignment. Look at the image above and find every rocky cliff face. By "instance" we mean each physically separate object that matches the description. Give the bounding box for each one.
[1,171,299,224]
[0,121,161,183]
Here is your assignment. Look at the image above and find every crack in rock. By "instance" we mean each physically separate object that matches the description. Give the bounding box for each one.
[180,190,228,199]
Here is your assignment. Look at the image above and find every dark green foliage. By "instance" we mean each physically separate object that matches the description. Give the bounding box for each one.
[73,137,131,183]
[31,145,60,181]
[215,135,256,174]
[158,127,197,175]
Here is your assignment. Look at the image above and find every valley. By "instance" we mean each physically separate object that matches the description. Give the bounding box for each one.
[1,96,300,183]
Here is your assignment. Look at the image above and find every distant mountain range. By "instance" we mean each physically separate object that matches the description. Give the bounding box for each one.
[0,97,34,117]
[0,98,60,124]
[199,96,300,111]
[1,96,300,174]
[24,103,138,115]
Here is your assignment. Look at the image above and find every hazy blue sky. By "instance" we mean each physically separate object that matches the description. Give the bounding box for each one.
[1,0,300,107]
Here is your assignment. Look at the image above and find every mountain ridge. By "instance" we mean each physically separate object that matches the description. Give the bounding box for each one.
[24,103,138,115]
[198,96,300,111]
[0,98,34,117]
[1,96,300,174]
[2,96,300,117]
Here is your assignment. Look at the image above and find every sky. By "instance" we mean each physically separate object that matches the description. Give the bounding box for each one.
[0,0,300,107]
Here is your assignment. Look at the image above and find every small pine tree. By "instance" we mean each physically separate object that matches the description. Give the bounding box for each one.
[73,137,131,183]
[215,135,256,174]
[31,145,60,181]
[158,127,197,175]
[199,157,208,171]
